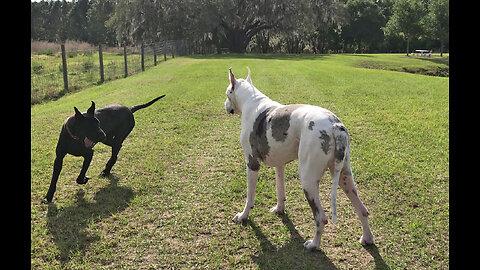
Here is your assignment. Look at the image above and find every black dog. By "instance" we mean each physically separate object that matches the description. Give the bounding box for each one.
[44,95,166,203]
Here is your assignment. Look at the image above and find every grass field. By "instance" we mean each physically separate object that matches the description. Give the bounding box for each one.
[31,54,449,269]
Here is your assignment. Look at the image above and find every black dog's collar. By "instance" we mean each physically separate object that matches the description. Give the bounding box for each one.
[65,123,80,140]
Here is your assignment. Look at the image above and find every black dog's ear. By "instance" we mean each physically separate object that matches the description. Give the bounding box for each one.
[87,101,95,116]
[74,107,84,119]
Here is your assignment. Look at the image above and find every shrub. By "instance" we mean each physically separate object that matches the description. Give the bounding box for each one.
[82,59,95,72]
[35,50,55,56]
[68,51,79,58]
[32,62,44,75]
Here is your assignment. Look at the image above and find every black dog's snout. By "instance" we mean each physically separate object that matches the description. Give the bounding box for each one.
[229,109,234,114]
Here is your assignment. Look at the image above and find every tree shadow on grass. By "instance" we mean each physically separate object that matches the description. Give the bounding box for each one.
[47,175,134,265]
[247,213,338,270]
[417,56,449,66]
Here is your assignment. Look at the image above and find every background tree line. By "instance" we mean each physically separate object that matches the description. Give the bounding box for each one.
[31,0,449,55]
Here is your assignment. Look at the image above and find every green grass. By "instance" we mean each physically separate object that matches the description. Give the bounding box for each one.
[31,54,448,269]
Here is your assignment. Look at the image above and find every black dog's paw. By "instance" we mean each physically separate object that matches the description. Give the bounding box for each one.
[43,196,53,204]
[99,170,110,178]
[76,176,90,185]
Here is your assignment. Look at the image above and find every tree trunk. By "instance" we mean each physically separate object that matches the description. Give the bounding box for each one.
[440,38,444,57]
[220,19,273,53]
[406,38,410,56]
[226,29,249,53]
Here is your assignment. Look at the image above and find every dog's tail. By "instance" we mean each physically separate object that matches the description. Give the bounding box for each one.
[331,123,350,224]
[130,95,166,113]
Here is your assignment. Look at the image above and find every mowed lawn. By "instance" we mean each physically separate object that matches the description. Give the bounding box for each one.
[31,54,449,269]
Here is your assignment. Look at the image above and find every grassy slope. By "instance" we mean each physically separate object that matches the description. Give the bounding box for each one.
[357,54,449,77]
[31,54,448,269]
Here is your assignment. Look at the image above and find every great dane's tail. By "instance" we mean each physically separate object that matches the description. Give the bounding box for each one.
[331,123,350,224]
[130,95,166,113]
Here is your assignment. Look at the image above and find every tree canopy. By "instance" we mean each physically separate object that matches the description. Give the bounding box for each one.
[31,0,449,54]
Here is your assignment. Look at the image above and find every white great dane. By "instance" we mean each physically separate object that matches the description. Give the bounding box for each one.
[224,67,374,249]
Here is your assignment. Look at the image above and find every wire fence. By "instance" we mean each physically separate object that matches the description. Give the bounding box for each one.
[31,40,201,105]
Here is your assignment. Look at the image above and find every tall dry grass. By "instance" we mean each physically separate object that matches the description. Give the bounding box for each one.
[31,40,97,53]
[31,40,127,54]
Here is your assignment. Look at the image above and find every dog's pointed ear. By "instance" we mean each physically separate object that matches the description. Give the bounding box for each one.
[87,101,95,116]
[229,67,237,90]
[74,107,84,119]
[246,67,252,84]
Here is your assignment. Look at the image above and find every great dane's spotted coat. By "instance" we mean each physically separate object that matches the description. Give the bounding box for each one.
[225,67,374,249]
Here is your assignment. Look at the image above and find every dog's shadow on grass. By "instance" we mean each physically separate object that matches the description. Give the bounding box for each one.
[47,175,134,265]
[363,244,391,270]
[247,214,338,270]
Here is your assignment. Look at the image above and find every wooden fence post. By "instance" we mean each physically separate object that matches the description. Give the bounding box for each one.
[61,43,68,91]
[123,44,128,78]
[154,43,157,66]
[141,42,145,72]
[98,44,104,83]
[163,42,167,62]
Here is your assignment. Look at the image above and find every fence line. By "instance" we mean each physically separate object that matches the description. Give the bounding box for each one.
[31,40,196,105]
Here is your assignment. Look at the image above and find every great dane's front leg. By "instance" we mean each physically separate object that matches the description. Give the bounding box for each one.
[270,165,286,214]
[233,166,259,223]
[76,149,93,184]
[44,153,66,203]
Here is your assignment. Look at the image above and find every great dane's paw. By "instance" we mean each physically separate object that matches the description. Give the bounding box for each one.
[232,212,248,223]
[304,240,318,250]
[359,234,374,245]
[76,176,90,185]
[100,170,110,178]
[269,205,285,215]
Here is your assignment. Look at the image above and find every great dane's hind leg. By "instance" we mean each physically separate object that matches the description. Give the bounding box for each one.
[233,165,259,223]
[299,159,328,250]
[270,164,286,215]
[100,144,122,177]
[101,128,132,177]
[339,170,374,245]
[301,178,328,250]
